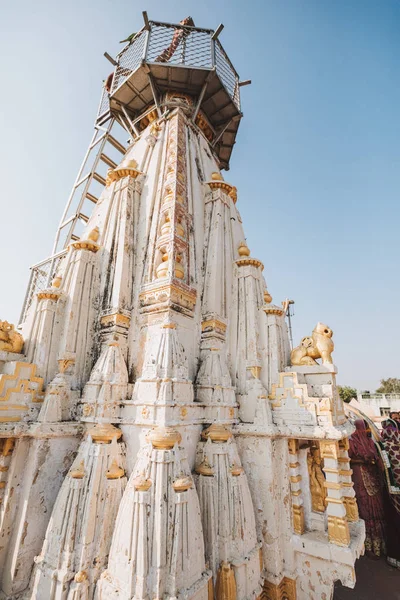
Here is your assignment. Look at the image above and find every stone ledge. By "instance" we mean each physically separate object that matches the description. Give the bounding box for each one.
[287,364,338,375]
[292,520,365,566]
[0,351,25,363]
[0,421,84,438]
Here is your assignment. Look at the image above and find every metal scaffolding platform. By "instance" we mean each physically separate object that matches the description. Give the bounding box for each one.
[19,14,245,325]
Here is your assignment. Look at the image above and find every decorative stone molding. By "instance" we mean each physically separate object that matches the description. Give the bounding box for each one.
[320,439,350,546]
[288,439,305,535]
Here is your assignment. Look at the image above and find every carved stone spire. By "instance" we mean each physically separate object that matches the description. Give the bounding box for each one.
[97,426,210,600]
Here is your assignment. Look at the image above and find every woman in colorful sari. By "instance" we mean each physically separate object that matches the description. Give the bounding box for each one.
[379,418,400,568]
[349,419,386,558]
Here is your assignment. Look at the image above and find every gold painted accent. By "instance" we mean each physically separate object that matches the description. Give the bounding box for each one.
[231,463,243,476]
[261,577,297,600]
[229,186,238,204]
[0,361,44,404]
[236,257,264,270]
[292,505,305,535]
[195,457,215,476]
[259,547,264,571]
[162,323,176,330]
[319,440,339,460]
[180,407,188,419]
[325,497,346,505]
[211,172,224,181]
[0,417,20,422]
[71,239,99,253]
[107,157,141,186]
[58,357,75,374]
[290,474,302,484]
[70,460,85,479]
[216,561,236,600]
[150,121,161,135]
[327,515,350,546]
[160,215,172,236]
[175,255,185,279]
[291,322,334,366]
[133,471,152,491]
[343,496,359,522]
[0,321,23,354]
[100,312,131,329]
[288,439,299,455]
[0,482,6,489]
[176,218,185,237]
[51,275,62,288]
[238,242,250,257]
[289,462,300,469]
[202,423,232,443]
[324,481,342,490]
[249,366,261,379]
[106,459,125,480]
[291,489,302,497]
[201,319,227,334]
[195,112,213,142]
[141,407,149,419]
[88,227,100,242]
[307,446,326,513]
[1,439,14,456]
[264,290,272,304]
[37,289,61,301]
[88,423,122,444]
[156,252,169,278]
[82,404,92,416]
[263,305,284,316]
[74,571,88,583]
[173,475,193,492]
[208,179,236,200]
[147,426,181,450]
[139,282,197,313]
[339,438,350,451]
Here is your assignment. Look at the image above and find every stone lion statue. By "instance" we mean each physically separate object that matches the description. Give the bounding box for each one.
[0,321,24,354]
[291,322,334,366]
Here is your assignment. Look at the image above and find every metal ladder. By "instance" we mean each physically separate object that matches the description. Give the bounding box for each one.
[19,87,129,325]
[52,90,127,254]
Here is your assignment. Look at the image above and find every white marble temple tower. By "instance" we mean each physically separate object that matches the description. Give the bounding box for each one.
[0,14,364,600]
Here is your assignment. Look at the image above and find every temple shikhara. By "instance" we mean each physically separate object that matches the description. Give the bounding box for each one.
[0,14,365,600]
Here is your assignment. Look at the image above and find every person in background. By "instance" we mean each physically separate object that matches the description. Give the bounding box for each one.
[379,418,400,568]
[349,420,386,559]
[389,411,400,429]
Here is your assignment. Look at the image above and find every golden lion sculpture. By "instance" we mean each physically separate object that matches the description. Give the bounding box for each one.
[291,322,334,366]
[0,321,24,354]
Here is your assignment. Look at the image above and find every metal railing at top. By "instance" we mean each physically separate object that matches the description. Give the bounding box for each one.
[359,394,400,401]
[109,21,240,109]
[19,250,67,326]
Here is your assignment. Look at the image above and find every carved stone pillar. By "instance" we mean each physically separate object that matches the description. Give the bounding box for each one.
[338,438,359,522]
[319,440,350,546]
[288,439,305,535]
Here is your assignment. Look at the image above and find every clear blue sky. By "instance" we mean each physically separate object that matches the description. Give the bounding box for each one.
[1,0,399,391]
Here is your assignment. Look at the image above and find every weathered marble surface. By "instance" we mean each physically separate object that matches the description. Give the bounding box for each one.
[0,100,364,600]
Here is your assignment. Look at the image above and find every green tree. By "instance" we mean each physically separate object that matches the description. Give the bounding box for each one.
[338,386,357,403]
[376,378,400,394]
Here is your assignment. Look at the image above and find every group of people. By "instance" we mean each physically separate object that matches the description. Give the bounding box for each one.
[349,411,400,568]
